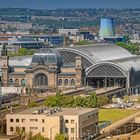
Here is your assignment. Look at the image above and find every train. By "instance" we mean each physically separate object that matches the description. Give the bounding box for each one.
[0,93,19,104]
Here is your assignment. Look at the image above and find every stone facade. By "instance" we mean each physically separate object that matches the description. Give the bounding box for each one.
[0,52,83,93]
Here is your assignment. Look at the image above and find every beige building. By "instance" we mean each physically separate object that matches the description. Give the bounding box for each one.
[6,107,98,140]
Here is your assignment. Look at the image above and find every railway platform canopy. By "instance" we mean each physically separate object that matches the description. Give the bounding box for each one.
[56,43,140,89]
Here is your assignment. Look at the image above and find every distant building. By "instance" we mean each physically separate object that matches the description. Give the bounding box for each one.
[59,29,79,36]
[98,18,126,43]
[6,107,99,140]
[0,37,44,53]
[130,34,140,43]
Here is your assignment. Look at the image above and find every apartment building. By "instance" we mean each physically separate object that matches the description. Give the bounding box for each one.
[6,107,98,140]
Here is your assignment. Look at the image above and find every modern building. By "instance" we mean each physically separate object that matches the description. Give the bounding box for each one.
[0,37,44,53]
[6,107,98,140]
[130,34,140,43]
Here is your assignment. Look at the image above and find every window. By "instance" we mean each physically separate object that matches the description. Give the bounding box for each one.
[42,119,45,123]
[65,120,69,123]
[22,127,25,132]
[10,127,14,132]
[58,79,62,86]
[71,79,75,85]
[16,119,19,122]
[10,119,13,122]
[30,119,38,122]
[42,127,45,133]
[71,128,74,133]
[71,120,74,124]
[16,127,19,132]
[9,79,13,86]
[22,119,25,123]
[65,128,69,133]
[64,79,69,86]
[30,127,38,131]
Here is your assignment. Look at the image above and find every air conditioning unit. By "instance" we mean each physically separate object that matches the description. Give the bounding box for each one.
[32,110,39,114]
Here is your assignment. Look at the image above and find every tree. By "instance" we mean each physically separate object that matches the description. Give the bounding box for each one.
[15,127,26,140]
[123,96,130,103]
[54,134,68,140]
[98,96,109,107]
[28,101,38,108]
[19,48,28,55]
[86,93,98,108]
[26,131,33,140]
[32,133,49,140]
[45,92,64,107]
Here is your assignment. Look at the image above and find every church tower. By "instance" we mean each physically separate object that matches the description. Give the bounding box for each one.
[0,45,9,87]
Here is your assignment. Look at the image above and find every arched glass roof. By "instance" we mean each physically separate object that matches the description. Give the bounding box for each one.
[31,48,63,67]
[56,43,133,64]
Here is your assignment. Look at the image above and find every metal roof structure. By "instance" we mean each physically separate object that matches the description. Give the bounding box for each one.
[8,43,140,88]
[55,43,140,87]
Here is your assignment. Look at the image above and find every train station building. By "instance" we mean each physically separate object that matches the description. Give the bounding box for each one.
[0,43,140,94]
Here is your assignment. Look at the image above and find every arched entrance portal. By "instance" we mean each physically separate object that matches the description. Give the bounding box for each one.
[86,63,127,88]
[33,73,48,91]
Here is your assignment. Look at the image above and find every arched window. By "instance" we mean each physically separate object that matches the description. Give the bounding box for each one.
[58,79,62,86]
[21,79,26,86]
[9,79,13,86]
[71,79,75,85]
[15,79,19,86]
[34,73,48,87]
[64,79,69,86]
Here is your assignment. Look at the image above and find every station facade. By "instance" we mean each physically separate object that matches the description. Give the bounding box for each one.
[0,43,140,94]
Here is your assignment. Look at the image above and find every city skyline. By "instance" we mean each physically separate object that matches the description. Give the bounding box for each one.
[0,0,140,9]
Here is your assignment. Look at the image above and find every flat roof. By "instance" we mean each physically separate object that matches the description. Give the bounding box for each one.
[8,107,98,116]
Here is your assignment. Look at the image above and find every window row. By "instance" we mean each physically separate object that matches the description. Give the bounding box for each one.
[58,79,75,86]
[9,78,26,86]
[10,118,45,123]
[65,127,75,134]
[65,119,75,124]
[10,127,45,133]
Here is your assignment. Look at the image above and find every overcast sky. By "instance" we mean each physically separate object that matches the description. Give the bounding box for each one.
[0,0,140,9]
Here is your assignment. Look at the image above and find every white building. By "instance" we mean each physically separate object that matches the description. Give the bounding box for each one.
[59,29,79,36]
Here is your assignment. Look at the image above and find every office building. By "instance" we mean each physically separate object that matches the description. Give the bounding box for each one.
[6,107,98,140]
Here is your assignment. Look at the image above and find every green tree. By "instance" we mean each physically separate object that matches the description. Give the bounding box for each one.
[32,133,49,140]
[123,96,130,103]
[19,48,28,55]
[98,96,109,107]
[26,131,33,140]
[45,92,64,107]
[73,96,86,107]
[54,134,68,140]
[28,101,38,108]
[86,93,98,108]
[15,127,26,140]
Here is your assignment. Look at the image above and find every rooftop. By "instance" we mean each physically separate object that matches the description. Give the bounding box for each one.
[9,107,98,116]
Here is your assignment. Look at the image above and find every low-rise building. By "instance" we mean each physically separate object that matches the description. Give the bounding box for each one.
[6,107,98,140]
[59,29,79,36]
